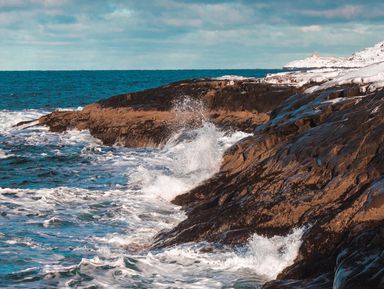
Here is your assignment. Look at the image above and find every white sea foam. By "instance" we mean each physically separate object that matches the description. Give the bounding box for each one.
[56,106,83,112]
[12,126,101,147]
[0,117,303,288]
[0,149,9,159]
[245,227,304,278]
[132,96,251,201]
[1,104,303,288]
[0,109,46,132]
[44,227,304,288]
[141,123,220,201]
[135,227,304,281]
[132,122,250,202]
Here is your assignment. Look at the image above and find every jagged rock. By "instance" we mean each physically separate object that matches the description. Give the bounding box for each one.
[154,85,384,288]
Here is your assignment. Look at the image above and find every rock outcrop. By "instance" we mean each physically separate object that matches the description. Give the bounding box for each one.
[38,79,296,147]
[154,84,384,288]
[33,63,384,288]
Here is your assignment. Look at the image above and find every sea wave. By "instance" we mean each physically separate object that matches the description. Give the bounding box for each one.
[0,106,303,288]
[0,109,46,132]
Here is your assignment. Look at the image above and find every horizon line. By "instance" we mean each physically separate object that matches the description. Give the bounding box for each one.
[0,68,285,72]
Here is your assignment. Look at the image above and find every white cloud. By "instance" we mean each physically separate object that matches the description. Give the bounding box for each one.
[1,1,384,69]
[105,8,133,20]
[299,5,363,19]
[300,25,322,32]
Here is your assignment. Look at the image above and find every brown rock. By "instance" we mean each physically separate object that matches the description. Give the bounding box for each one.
[154,85,384,288]
[36,78,296,147]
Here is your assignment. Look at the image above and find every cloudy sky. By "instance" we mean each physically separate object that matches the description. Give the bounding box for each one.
[1,0,384,70]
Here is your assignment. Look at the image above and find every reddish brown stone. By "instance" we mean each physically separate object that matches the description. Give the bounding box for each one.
[37,79,295,147]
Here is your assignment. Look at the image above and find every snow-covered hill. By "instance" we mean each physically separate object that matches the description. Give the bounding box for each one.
[261,41,384,93]
[284,41,384,69]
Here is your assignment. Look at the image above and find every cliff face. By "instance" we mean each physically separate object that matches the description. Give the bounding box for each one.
[33,71,384,288]
[38,79,295,147]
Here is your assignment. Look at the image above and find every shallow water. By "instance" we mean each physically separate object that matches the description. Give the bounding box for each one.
[0,70,301,288]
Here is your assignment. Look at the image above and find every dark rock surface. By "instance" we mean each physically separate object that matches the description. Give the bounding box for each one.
[154,85,384,288]
[38,78,295,147]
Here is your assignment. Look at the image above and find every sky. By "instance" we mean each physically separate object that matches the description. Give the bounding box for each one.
[1,0,384,70]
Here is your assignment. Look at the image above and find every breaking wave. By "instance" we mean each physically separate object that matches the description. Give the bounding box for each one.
[0,108,304,288]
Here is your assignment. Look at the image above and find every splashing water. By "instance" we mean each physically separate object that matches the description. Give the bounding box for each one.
[137,121,229,201]
[133,96,236,201]
[0,106,304,288]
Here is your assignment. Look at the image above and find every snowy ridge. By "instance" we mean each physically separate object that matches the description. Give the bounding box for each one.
[284,53,345,69]
[262,40,384,93]
[284,41,384,69]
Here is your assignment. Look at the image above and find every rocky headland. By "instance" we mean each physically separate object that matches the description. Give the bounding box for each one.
[30,42,384,288]
[38,78,296,147]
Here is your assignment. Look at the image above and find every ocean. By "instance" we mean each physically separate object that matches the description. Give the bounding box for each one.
[0,70,302,288]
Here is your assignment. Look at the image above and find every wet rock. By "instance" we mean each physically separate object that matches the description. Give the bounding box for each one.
[154,85,384,288]
[33,76,384,287]
[264,224,384,289]
[36,79,296,147]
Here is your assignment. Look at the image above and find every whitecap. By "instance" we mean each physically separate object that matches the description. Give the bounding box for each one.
[0,109,46,132]
[0,149,9,159]
[58,228,305,288]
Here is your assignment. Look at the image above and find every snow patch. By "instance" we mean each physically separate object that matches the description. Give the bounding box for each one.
[264,68,343,88]
[305,62,384,93]
[215,75,254,81]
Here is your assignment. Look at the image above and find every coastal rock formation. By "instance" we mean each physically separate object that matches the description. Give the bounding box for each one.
[33,41,384,288]
[38,78,296,147]
[153,83,384,287]
[151,41,384,287]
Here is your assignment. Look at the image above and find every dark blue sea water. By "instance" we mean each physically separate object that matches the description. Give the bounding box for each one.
[0,69,283,111]
[0,70,302,288]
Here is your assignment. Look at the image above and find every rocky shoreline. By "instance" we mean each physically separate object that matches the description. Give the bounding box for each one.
[29,43,384,288]
[38,78,296,147]
[155,83,384,288]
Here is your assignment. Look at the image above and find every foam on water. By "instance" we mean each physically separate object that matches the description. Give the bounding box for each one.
[36,222,304,288]
[137,122,245,201]
[0,107,304,288]
[0,109,46,132]
[131,228,304,285]
[130,97,250,202]
[0,148,9,159]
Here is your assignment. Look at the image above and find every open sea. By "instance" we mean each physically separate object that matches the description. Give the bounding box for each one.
[0,70,303,289]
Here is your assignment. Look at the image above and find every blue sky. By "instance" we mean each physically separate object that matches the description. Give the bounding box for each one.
[1,0,384,70]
